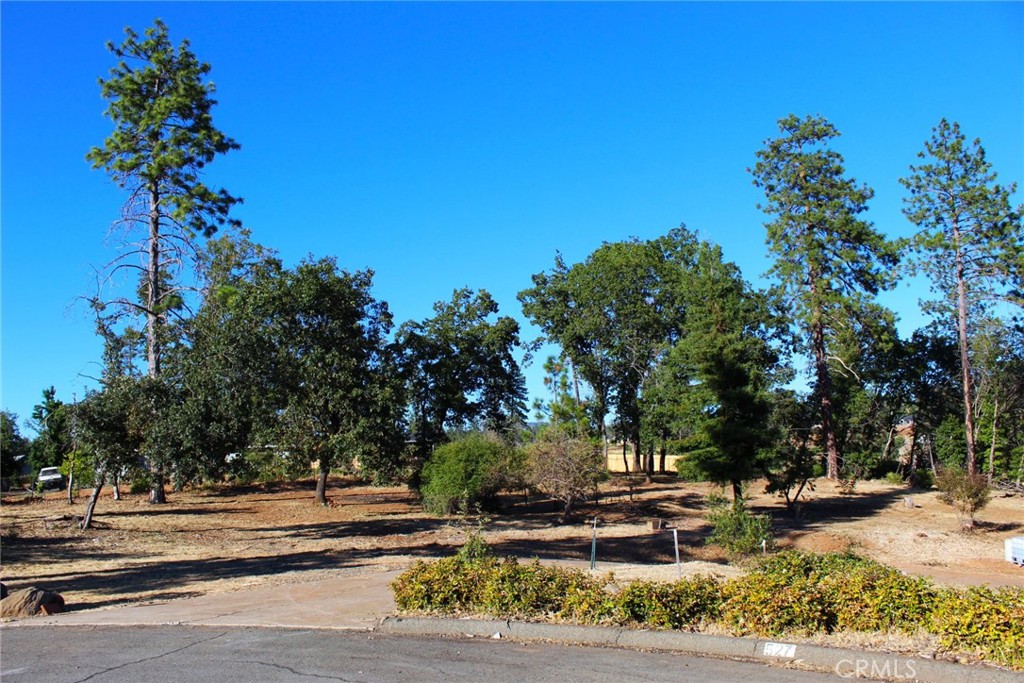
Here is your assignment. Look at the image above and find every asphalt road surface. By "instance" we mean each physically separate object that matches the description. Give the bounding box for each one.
[1,626,848,682]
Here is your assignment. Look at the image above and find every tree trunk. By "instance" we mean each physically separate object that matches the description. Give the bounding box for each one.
[658,441,667,474]
[643,439,652,484]
[81,471,105,530]
[988,396,998,484]
[811,316,841,479]
[908,427,919,483]
[112,471,121,500]
[150,471,166,504]
[147,181,162,380]
[631,430,642,474]
[731,479,743,502]
[146,181,168,504]
[953,223,977,474]
[622,440,629,473]
[559,497,573,524]
[66,468,75,505]
[881,426,895,464]
[316,454,330,506]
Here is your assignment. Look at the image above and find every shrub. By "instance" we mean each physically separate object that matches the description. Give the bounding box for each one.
[391,538,616,622]
[912,468,934,489]
[477,559,609,619]
[616,577,722,630]
[557,570,618,624]
[822,565,938,633]
[751,550,880,581]
[934,468,990,530]
[418,433,523,515]
[720,571,832,635]
[525,428,607,522]
[391,553,497,613]
[128,473,152,495]
[884,471,905,485]
[705,494,774,557]
[931,586,1024,669]
[844,450,885,481]
[391,543,1024,670]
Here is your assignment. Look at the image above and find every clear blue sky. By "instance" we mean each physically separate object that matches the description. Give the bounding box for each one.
[2,2,1022,434]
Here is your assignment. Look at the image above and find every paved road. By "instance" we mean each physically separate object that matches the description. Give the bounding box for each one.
[1,626,847,683]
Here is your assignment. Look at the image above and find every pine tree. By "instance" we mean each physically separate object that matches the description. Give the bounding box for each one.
[751,114,900,479]
[87,20,241,502]
[900,119,1024,474]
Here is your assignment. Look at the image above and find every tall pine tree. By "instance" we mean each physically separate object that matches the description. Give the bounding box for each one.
[751,114,900,479]
[87,20,241,502]
[900,119,1024,475]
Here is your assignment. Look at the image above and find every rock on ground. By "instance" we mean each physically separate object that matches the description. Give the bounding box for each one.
[0,587,65,618]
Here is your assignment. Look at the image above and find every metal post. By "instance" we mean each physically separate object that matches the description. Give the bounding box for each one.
[590,517,598,570]
[672,528,681,580]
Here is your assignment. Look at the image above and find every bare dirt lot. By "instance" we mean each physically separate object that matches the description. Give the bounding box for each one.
[1,476,1022,613]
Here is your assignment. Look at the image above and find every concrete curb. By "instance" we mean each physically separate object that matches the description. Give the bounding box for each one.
[376,616,1022,683]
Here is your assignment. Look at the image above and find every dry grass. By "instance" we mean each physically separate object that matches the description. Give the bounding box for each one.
[1,475,1022,614]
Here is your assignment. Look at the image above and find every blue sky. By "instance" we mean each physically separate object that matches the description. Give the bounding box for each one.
[2,2,1022,434]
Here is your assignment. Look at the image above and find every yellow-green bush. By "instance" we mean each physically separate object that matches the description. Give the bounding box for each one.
[390,546,1024,670]
[556,570,617,624]
[931,586,1024,669]
[823,565,938,633]
[616,577,722,630]
[390,556,492,612]
[719,572,833,635]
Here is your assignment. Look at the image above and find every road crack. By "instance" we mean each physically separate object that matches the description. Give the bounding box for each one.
[250,660,356,681]
[70,631,228,683]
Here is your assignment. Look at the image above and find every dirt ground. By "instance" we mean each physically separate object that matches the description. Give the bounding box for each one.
[1,476,1022,613]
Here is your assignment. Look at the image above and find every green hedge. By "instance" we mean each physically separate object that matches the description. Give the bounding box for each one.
[391,547,1023,669]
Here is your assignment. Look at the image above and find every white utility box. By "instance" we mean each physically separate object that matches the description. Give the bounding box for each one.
[1005,537,1024,566]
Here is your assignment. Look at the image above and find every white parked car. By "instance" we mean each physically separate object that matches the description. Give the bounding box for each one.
[36,467,65,490]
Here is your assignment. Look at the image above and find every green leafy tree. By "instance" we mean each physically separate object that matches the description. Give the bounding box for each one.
[638,348,695,474]
[827,304,908,478]
[972,322,1024,482]
[87,20,241,502]
[520,252,614,442]
[751,114,900,479]
[1,411,31,482]
[28,387,72,474]
[73,377,152,527]
[160,232,285,485]
[762,390,819,510]
[269,259,402,505]
[900,119,1024,474]
[520,230,697,475]
[901,327,962,478]
[532,356,590,436]
[398,289,527,457]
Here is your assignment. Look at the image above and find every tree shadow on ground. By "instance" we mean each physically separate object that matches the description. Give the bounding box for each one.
[0,534,132,568]
[97,506,257,518]
[760,485,913,534]
[499,490,707,525]
[7,541,456,612]
[486,523,717,566]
